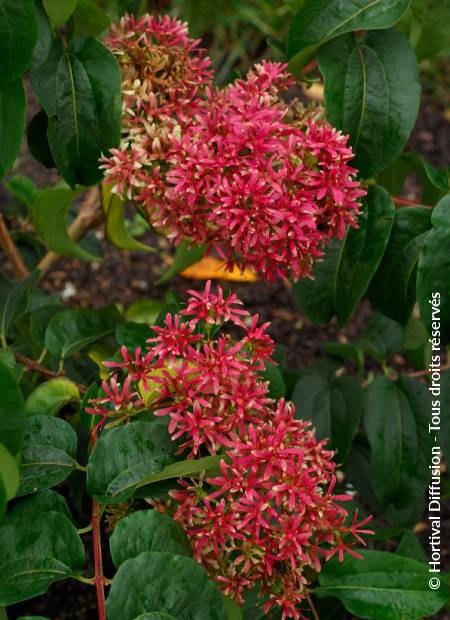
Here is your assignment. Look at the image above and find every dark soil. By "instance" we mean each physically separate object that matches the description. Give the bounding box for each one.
[4,65,450,620]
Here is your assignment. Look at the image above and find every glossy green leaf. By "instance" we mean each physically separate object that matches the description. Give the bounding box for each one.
[0,79,26,178]
[12,489,73,521]
[316,550,449,619]
[32,186,100,261]
[0,272,39,345]
[43,0,77,28]
[417,195,450,342]
[294,186,394,325]
[0,503,84,605]
[0,0,37,82]
[369,206,432,324]
[261,361,285,399]
[286,0,409,73]
[358,312,404,363]
[25,378,80,417]
[45,304,119,360]
[0,443,19,516]
[103,184,154,253]
[107,551,227,620]
[157,240,207,284]
[18,416,77,496]
[87,420,178,503]
[110,510,191,568]
[317,29,420,177]
[136,454,223,491]
[72,0,111,37]
[29,304,62,351]
[0,360,25,456]
[125,300,165,324]
[402,317,431,370]
[364,376,433,525]
[292,373,362,463]
[222,596,243,620]
[33,37,121,187]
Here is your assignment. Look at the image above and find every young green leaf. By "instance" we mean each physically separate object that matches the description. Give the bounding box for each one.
[317,29,420,177]
[157,240,207,284]
[43,0,77,29]
[316,550,449,620]
[106,551,227,620]
[369,206,432,324]
[17,416,78,496]
[110,510,191,568]
[0,79,26,179]
[286,0,409,73]
[25,378,80,417]
[102,184,154,253]
[87,420,179,503]
[0,443,20,516]
[294,186,394,325]
[136,454,223,491]
[0,0,37,82]
[45,305,119,360]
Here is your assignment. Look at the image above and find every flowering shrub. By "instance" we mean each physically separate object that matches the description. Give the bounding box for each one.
[0,2,449,620]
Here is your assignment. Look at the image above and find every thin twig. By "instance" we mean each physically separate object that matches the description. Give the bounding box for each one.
[393,196,432,208]
[0,211,29,279]
[90,425,107,620]
[37,186,103,275]
[14,351,87,393]
[306,592,320,620]
[406,362,450,378]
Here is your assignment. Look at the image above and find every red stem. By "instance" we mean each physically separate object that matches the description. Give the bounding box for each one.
[90,426,107,620]
[301,59,318,75]
[393,196,432,208]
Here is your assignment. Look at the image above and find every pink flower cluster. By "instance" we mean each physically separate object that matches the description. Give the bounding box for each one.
[101,14,212,198]
[171,400,373,619]
[87,283,372,618]
[101,15,366,280]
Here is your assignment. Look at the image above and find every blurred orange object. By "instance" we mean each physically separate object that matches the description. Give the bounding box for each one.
[180,256,258,282]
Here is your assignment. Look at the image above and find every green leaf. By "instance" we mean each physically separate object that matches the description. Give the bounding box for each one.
[107,551,227,620]
[12,489,73,521]
[136,454,223,491]
[401,0,450,60]
[125,300,165,324]
[72,0,111,37]
[110,510,191,568]
[292,373,362,463]
[31,3,52,70]
[17,415,77,496]
[0,79,26,178]
[293,186,394,325]
[364,376,433,525]
[115,322,151,350]
[29,304,62,351]
[222,596,243,620]
[25,378,80,417]
[358,312,404,363]
[0,0,37,83]
[316,550,449,620]
[31,186,100,261]
[157,240,207,284]
[317,29,420,177]
[87,420,179,503]
[260,361,285,399]
[402,317,431,370]
[0,503,84,605]
[45,304,119,360]
[286,0,409,73]
[43,0,77,28]
[0,360,25,456]
[0,443,19,516]
[0,272,39,345]
[102,184,154,253]
[27,109,55,169]
[33,37,121,187]
[396,531,427,563]
[368,206,432,324]
[417,195,450,343]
